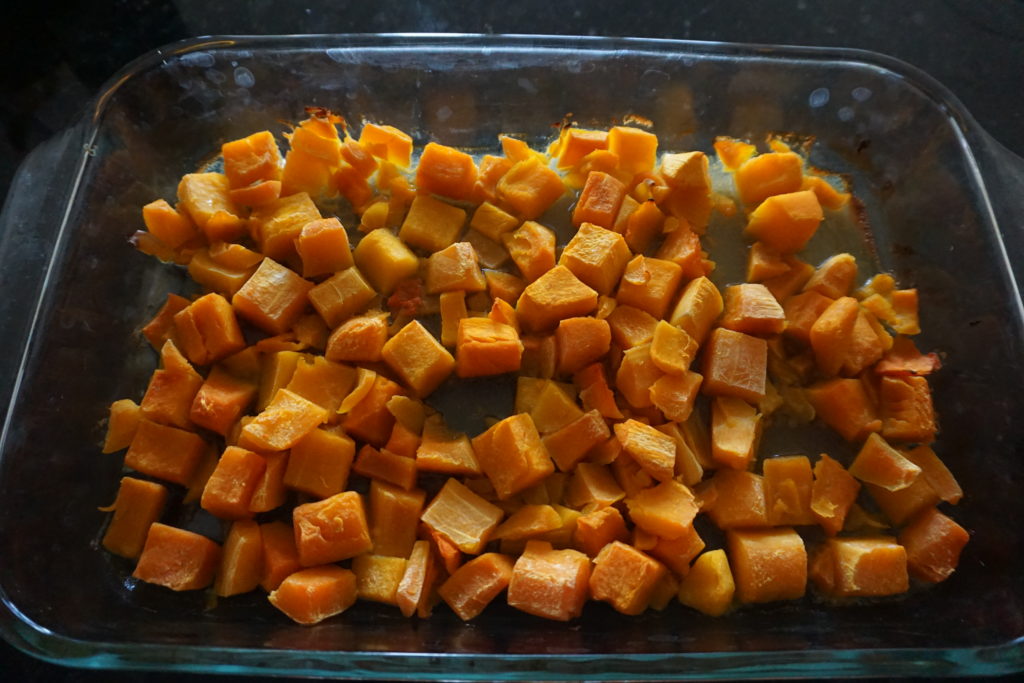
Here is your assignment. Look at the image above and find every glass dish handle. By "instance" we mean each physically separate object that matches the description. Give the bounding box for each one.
[0,126,89,422]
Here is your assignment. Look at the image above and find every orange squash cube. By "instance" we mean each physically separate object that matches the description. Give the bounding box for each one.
[554,316,610,376]
[899,507,969,583]
[616,255,683,321]
[283,427,355,499]
[849,433,922,491]
[470,201,519,241]
[615,419,676,482]
[214,519,264,597]
[425,242,486,295]
[101,477,168,559]
[745,189,823,254]
[249,192,321,264]
[369,480,426,558]
[142,199,199,249]
[472,413,555,499]
[295,217,354,278]
[711,396,762,470]
[677,549,735,616]
[507,540,591,621]
[292,491,372,566]
[416,415,481,476]
[810,454,861,535]
[382,320,455,397]
[177,172,243,241]
[421,478,504,554]
[133,523,221,591]
[701,327,768,402]
[721,283,786,336]
[455,317,523,378]
[626,479,698,540]
[608,126,658,175]
[734,151,804,206]
[649,320,699,375]
[353,227,419,295]
[307,266,377,328]
[503,220,556,283]
[542,409,611,472]
[763,455,815,526]
[879,375,937,444]
[810,537,908,598]
[343,375,402,447]
[241,388,328,451]
[416,142,478,201]
[232,258,314,335]
[668,276,723,344]
[325,314,388,363]
[804,253,857,299]
[590,541,667,615]
[125,419,207,486]
[497,157,565,220]
[727,527,807,604]
[359,123,413,166]
[173,293,248,366]
[268,565,357,625]
[806,377,881,442]
[616,343,663,410]
[516,265,598,333]
[201,446,267,520]
[572,171,627,229]
[439,553,515,621]
[573,505,630,556]
[399,194,467,253]
[704,469,770,529]
[558,222,632,296]
[353,554,407,606]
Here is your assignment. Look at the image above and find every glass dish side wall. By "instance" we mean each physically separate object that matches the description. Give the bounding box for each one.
[1,36,1022,678]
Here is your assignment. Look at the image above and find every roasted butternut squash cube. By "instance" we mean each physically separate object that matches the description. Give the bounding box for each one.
[507,540,591,621]
[558,222,632,295]
[173,293,248,366]
[721,283,786,336]
[656,224,709,280]
[284,427,355,499]
[879,375,937,444]
[201,446,267,520]
[615,419,676,483]
[133,523,221,592]
[125,419,207,486]
[710,396,762,470]
[353,554,408,606]
[607,304,659,348]
[650,371,703,422]
[701,327,768,402]
[421,478,504,554]
[497,156,565,220]
[899,507,969,583]
[455,317,523,378]
[555,316,611,376]
[240,388,329,452]
[177,172,243,241]
[232,258,314,335]
[572,171,627,229]
[660,151,710,190]
[727,527,807,604]
[101,477,168,559]
[704,469,769,529]
[295,217,354,278]
[425,242,487,294]
[399,194,467,253]
[516,265,598,333]
[615,343,663,410]
[626,479,699,540]
[325,314,388,363]
[804,253,857,299]
[469,201,519,241]
[806,378,881,442]
[590,541,667,615]
[649,320,699,375]
[415,142,478,201]
[471,413,555,499]
[307,266,376,328]
[734,151,804,206]
[222,130,283,188]
[503,220,556,283]
[382,320,455,398]
[782,290,835,345]
[810,537,908,598]
[353,228,419,295]
[439,552,515,621]
[810,454,861,535]
[542,409,610,472]
[677,549,735,616]
[620,242,682,307]
[745,189,823,254]
[554,127,609,169]
[249,192,321,264]
[268,565,358,625]
[142,199,199,249]
[359,123,413,167]
[763,455,815,526]
[669,276,723,344]
[293,490,372,566]
[608,125,658,175]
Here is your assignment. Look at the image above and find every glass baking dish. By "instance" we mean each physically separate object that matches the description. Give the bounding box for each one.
[1,34,1023,680]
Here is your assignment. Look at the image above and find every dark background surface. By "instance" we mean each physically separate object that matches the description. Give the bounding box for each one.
[1,1,1022,681]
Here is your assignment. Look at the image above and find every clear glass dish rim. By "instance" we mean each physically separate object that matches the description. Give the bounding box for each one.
[1,32,1021,679]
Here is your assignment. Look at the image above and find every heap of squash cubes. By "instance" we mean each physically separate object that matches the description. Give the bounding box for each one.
[99,109,968,625]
